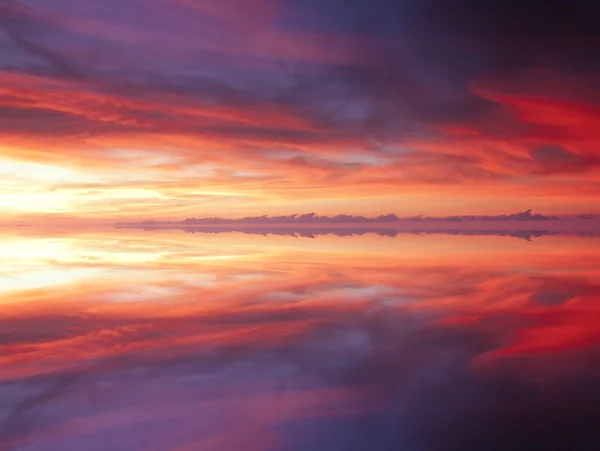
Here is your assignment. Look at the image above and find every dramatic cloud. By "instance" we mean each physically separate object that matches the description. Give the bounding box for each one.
[0,0,598,219]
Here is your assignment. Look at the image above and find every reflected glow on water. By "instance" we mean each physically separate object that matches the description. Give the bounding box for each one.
[0,231,599,450]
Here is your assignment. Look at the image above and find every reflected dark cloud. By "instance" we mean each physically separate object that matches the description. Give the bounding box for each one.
[1,299,599,450]
[143,226,565,241]
[1,241,599,450]
[529,278,599,307]
[116,222,600,241]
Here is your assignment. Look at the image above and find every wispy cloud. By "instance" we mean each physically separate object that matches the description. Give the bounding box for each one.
[0,0,598,218]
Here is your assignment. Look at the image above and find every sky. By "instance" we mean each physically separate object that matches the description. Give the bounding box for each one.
[0,0,599,222]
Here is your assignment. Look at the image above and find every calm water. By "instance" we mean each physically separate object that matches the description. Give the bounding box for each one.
[1,230,599,450]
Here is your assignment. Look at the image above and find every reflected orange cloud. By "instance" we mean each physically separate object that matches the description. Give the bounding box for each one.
[2,231,599,380]
[1,231,599,449]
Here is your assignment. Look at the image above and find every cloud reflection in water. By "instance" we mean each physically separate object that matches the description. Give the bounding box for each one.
[0,231,599,450]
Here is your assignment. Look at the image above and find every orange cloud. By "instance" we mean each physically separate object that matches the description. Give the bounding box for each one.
[1,2,599,219]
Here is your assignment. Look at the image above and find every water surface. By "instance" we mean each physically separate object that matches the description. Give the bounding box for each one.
[1,231,599,450]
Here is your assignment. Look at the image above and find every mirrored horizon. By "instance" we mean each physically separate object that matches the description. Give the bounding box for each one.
[1,231,599,450]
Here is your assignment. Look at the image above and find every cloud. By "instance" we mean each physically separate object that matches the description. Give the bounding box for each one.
[530,144,600,174]
[0,0,599,218]
[532,145,581,162]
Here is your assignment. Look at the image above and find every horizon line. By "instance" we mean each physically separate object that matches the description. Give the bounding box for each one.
[115,210,599,226]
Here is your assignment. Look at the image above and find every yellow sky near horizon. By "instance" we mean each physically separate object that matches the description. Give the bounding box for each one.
[2,153,599,223]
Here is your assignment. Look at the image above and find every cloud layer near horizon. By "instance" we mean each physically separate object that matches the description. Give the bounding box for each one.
[0,0,599,219]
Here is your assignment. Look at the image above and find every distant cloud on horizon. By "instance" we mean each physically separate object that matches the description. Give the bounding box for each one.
[119,210,567,225]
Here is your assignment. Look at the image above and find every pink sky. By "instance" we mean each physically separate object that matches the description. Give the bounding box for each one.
[0,0,598,221]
